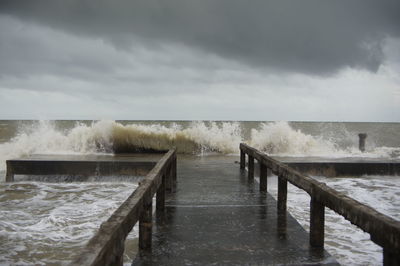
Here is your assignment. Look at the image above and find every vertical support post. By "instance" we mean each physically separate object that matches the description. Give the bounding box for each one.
[139,200,153,251]
[5,161,14,182]
[240,150,246,170]
[310,196,325,248]
[166,165,172,193]
[172,156,177,184]
[358,133,367,152]
[277,176,287,212]
[259,163,268,192]
[383,248,400,266]
[248,155,254,180]
[156,174,166,212]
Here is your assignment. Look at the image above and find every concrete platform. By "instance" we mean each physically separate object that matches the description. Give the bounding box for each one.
[5,153,164,182]
[133,155,338,265]
[274,156,400,177]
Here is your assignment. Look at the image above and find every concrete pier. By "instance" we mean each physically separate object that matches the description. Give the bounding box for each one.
[133,155,338,265]
[275,157,400,177]
[5,151,400,265]
[5,154,162,182]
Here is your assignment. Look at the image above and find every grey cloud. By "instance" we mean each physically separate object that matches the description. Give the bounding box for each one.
[1,0,399,75]
[0,15,267,96]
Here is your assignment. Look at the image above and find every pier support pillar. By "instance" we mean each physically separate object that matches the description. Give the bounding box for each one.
[240,150,246,170]
[358,133,367,152]
[383,248,400,266]
[172,157,177,183]
[277,176,287,212]
[166,165,173,193]
[248,156,254,180]
[260,163,268,192]
[156,174,166,212]
[310,197,325,248]
[139,201,153,251]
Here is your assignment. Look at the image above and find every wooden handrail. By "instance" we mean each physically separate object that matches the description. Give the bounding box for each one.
[240,143,400,265]
[69,149,177,266]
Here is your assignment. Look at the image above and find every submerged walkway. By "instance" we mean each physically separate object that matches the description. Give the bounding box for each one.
[133,155,337,265]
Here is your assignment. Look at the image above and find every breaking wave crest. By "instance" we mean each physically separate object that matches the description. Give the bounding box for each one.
[0,120,399,171]
[0,120,242,170]
[250,122,340,155]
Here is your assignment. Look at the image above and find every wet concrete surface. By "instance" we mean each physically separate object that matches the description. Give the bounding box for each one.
[10,153,163,162]
[133,155,338,265]
[5,153,163,181]
[268,156,400,177]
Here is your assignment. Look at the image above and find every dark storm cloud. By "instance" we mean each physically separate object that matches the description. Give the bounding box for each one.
[0,0,399,75]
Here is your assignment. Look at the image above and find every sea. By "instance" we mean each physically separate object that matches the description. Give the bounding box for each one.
[0,120,399,265]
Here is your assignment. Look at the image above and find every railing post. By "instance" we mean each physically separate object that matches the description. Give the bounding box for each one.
[240,150,246,170]
[166,165,172,193]
[139,200,153,251]
[172,156,177,181]
[248,155,254,180]
[259,163,268,192]
[172,156,177,191]
[277,175,287,212]
[383,248,400,266]
[156,174,166,212]
[310,196,325,248]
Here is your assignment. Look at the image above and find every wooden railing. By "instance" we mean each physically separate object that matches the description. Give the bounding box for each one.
[69,149,177,266]
[240,143,400,266]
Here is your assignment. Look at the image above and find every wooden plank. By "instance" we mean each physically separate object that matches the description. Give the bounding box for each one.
[259,163,268,192]
[248,156,254,180]
[139,201,153,251]
[156,174,166,212]
[310,197,325,248]
[240,150,245,169]
[277,176,287,212]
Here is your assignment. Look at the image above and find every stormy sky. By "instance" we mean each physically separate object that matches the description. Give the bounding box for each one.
[0,0,399,121]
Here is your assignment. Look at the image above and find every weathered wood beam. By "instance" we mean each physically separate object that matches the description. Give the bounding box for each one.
[248,155,254,180]
[139,200,153,251]
[259,163,268,192]
[310,197,325,248]
[240,150,246,170]
[277,176,287,212]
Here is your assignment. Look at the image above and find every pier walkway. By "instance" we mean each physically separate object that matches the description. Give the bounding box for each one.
[7,147,400,265]
[133,155,337,265]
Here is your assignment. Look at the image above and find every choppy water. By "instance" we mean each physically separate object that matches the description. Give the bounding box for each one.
[267,175,400,265]
[0,120,399,265]
[0,179,139,265]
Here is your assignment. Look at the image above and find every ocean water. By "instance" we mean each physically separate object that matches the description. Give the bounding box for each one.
[0,120,399,265]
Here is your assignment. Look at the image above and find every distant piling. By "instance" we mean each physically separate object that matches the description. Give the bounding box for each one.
[358,133,367,152]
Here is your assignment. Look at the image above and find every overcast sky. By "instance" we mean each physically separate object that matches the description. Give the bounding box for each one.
[0,0,399,121]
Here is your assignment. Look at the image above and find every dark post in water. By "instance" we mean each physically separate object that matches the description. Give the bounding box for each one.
[358,133,367,152]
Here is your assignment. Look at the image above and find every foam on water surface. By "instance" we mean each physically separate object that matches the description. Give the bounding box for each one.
[266,174,400,266]
[0,178,138,265]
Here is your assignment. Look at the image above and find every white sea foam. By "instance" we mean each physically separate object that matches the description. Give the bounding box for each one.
[0,180,138,265]
[250,121,340,156]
